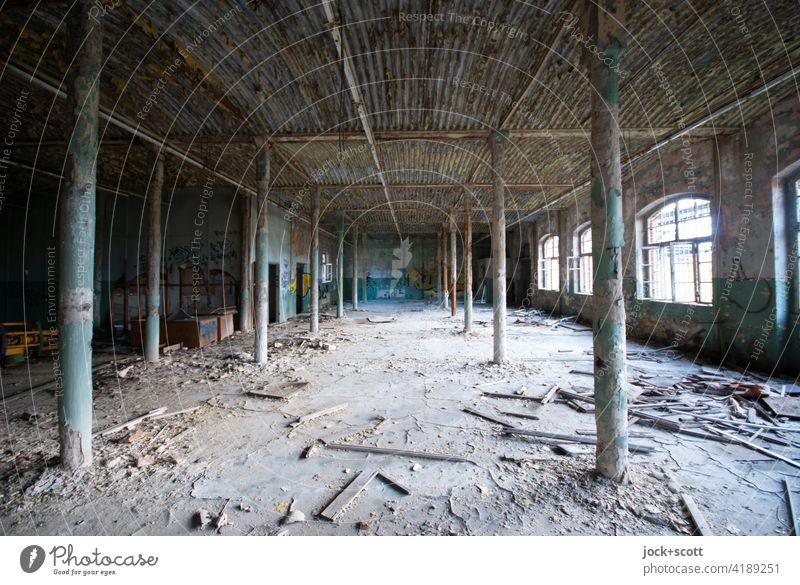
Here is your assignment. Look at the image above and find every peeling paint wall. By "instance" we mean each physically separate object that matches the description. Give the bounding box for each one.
[0,179,326,333]
[527,93,800,374]
[342,233,439,301]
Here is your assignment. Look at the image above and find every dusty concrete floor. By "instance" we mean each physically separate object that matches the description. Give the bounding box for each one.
[1,300,797,536]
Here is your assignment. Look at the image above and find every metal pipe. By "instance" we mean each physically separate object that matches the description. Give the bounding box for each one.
[144,148,164,363]
[58,0,101,469]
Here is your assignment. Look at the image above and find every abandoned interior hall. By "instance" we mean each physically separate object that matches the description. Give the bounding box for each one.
[0,0,799,537]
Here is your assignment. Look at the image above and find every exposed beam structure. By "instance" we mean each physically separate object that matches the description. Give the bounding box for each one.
[321,0,400,236]
[1,59,323,230]
[3,127,734,149]
[321,182,573,190]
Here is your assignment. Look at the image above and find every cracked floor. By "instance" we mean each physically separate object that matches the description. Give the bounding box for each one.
[1,301,797,536]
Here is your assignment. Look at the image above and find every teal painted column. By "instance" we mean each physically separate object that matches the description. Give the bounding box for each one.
[57,0,102,469]
[239,192,253,333]
[254,139,270,363]
[310,186,320,335]
[464,195,473,332]
[587,1,629,483]
[450,208,457,317]
[362,231,368,304]
[490,130,507,363]
[144,148,164,363]
[352,223,359,310]
[436,229,443,303]
[336,211,344,318]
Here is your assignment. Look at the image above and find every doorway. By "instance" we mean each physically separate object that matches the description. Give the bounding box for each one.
[296,263,306,315]
[269,263,279,324]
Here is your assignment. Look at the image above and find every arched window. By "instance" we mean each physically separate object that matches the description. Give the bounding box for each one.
[539,235,560,291]
[575,226,592,294]
[641,196,712,303]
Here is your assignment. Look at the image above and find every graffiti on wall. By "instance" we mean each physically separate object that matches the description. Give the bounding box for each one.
[389,237,413,295]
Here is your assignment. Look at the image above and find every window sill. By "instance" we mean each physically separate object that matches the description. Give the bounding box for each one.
[637,297,712,307]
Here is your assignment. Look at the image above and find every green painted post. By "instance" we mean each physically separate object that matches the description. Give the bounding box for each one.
[336,211,344,318]
[450,208,457,317]
[587,1,629,483]
[436,229,443,303]
[144,148,164,363]
[464,195,473,333]
[362,231,368,304]
[58,0,102,469]
[254,139,270,363]
[352,223,359,310]
[239,192,253,333]
[310,186,320,335]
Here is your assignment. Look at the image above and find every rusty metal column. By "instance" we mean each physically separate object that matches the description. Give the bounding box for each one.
[336,211,344,318]
[490,130,507,364]
[239,191,253,333]
[587,1,629,483]
[310,186,320,335]
[450,208,457,317]
[464,195,473,332]
[362,230,368,304]
[58,0,102,469]
[352,223,359,310]
[254,138,270,363]
[144,148,164,363]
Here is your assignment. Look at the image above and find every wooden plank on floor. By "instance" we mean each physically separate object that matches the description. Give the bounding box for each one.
[325,442,475,464]
[502,428,654,453]
[785,480,799,536]
[319,470,378,521]
[681,493,713,536]
[462,407,513,428]
[763,395,800,420]
[290,403,347,428]
[540,385,560,404]
[248,381,309,400]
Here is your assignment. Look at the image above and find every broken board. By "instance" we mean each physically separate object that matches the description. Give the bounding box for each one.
[319,469,409,521]
[248,381,309,400]
[763,395,800,420]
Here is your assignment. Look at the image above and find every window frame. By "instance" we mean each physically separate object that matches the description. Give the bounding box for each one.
[638,194,713,305]
[539,234,560,292]
[570,224,593,295]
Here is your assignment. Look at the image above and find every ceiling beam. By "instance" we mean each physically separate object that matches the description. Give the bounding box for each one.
[317,182,572,190]
[321,0,400,235]
[5,127,735,150]
[1,59,331,233]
